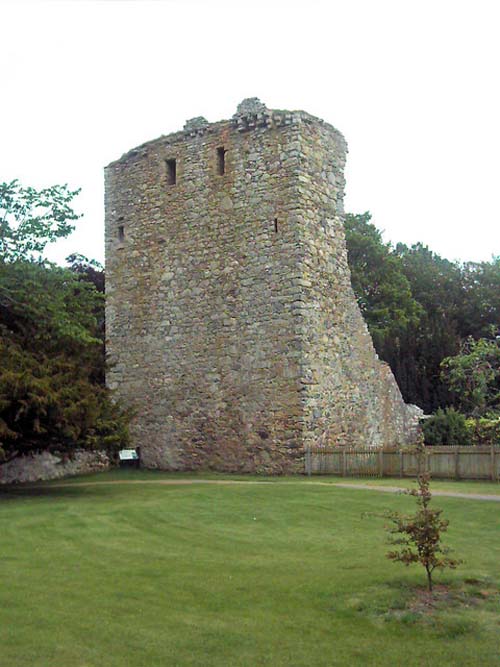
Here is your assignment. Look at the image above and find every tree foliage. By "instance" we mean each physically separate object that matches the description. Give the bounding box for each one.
[0,337,128,460]
[0,181,128,465]
[459,259,500,339]
[395,243,464,411]
[441,335,500,418]
[421,407,471,446]
[0,180,81,263]
[345,213,422,351]
[66,253,105,294]
[0,259,129,464]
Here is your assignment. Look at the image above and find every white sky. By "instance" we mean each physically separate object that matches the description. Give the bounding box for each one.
[1,0,499,265]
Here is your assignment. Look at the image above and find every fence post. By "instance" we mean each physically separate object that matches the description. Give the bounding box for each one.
[455,448,460,480]
[378,450,384,478]
[342,449,347,477]
[399,450,404,478]
[491,446,496,482]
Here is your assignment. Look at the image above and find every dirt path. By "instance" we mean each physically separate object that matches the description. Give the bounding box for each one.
[331,482,500,502]
[34,478,500,501]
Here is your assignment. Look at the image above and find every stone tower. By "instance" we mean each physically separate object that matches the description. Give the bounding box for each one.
[105,98,420,473]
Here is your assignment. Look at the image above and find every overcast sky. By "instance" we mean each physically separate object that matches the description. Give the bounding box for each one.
[2,0,499,265]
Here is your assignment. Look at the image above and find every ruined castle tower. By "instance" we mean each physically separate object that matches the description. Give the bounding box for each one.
[105,98,420,473]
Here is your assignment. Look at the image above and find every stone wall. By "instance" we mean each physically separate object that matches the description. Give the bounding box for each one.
[292,118,422,448]
[0,450,110,485]
[105,99,421,473]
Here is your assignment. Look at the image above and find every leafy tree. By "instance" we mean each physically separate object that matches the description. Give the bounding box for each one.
[394,243,464,412]
[465,417,500,447]
[0,259,104,378]
[66,253,105,294]
[345,213,421,349]
[0,180,81,263]
[0,181,129,466]
[0,338,128,462]
[441,336,500,418]
[458,258,500,339]
[0,260,129,464]
[384,472,461,592]
[421,407,471,446]
[65,254,106,382]
[0,260,100,346]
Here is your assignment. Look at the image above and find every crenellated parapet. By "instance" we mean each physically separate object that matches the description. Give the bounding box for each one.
[113,99,346,162]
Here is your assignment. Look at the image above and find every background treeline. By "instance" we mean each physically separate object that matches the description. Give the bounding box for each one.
[345,213,500,444]
[0,181,128,465]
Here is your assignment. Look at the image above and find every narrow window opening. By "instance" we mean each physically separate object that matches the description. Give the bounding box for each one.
[118,224,125,242]
[217,147,226,175]
[274,218,278,233]
[166,158,177,185]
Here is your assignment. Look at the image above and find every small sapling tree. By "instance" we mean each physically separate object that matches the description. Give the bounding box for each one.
[384,472,461,592]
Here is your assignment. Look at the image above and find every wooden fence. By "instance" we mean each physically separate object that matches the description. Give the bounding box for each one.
[305,446,500,481]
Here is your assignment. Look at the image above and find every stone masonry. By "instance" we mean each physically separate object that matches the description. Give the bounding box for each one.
[0,450,110,484]
[105,98,421,473]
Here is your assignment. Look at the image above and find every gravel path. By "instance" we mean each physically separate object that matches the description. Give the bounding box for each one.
[327,482,500,502]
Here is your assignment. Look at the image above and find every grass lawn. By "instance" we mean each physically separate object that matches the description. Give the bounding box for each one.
[1,473,500,666]
[35,468,500,495]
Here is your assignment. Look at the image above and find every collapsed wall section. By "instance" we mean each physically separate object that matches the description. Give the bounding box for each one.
[293,118,422,448]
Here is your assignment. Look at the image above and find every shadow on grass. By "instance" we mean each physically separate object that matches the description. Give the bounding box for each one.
[0,482,119,503]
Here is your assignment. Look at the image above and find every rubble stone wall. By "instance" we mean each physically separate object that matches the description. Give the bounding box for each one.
[105,99,421,473]
[0,450,110,485]
[293,118,422,448]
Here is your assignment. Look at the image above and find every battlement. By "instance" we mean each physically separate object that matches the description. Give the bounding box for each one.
[110,98,346,166]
